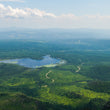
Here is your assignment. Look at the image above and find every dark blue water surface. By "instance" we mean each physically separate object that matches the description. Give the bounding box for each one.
[0,55,61,68]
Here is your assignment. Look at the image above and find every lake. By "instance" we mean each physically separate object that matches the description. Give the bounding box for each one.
[0,55,63,68]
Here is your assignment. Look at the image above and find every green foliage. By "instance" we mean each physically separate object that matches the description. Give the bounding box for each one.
[83,98,107,110]
[86,80,110,94]
[0,40,110,110]
[103,100,110,110]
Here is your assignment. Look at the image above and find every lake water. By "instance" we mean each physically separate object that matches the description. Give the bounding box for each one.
[0,55,62,68]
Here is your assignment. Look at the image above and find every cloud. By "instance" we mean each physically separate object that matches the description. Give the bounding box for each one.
[0,4,56,18]
[0,0,24,2]
[0,4,110,29]
[1,3,110,20]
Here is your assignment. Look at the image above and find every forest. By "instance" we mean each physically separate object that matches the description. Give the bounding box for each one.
[0,39,110,110]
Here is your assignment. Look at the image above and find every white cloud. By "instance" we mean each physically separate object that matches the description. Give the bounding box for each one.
[0,4,56,18]
[0,4,110,29]
[0,0,24,2]
[1,3,110,20]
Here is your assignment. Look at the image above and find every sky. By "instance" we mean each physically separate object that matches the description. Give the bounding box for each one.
[0,0,110,29]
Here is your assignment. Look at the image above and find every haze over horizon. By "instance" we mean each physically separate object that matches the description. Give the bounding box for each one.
[0,0,110,29]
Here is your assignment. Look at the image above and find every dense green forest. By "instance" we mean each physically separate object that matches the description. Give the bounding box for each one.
[0,39,110,110]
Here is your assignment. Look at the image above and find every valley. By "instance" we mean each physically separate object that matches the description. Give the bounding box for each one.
[0,39,110,110]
